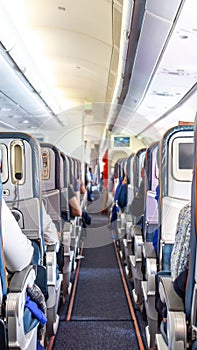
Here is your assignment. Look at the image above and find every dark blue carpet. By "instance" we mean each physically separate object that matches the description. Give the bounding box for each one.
[54,320,137,350]
[54,199,140,349]
[71,243,132,321]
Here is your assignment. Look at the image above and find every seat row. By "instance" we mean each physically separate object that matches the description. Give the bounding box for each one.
[0,132,84,349]
[113,122,196,349]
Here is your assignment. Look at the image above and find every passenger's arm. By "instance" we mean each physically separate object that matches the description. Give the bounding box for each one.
[69,195,82,217]
[68,184,82,217]
[42,202,60,252]
[2,198,33,272]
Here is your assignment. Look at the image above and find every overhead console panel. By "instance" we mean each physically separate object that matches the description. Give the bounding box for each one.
[112,0,184,132]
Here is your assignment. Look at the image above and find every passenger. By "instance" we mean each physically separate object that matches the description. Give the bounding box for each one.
[117,175,128,211]
[116,169,144,233]
[86,166,93,202]
[42,202,60,252]
[93,160,99,186]
[109,176,123,238]
[71,177,79,206]
[152,184,160,254]
[108,172,114,193]
[68,183,82,217]
[2,197,34,273]
[1,198,47,349]
[130,168,145,218]
[99,172,104,192]
[79,174,86,196]
[108,172,114,208]
[101,160,109,214]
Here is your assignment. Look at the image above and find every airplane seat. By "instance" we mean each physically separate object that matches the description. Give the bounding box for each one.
[66,155,82,268]
[6,266,41,350]
[0,133,45,262]
[0,145,41,349]
[137,142,159,348]
[0,134,47,293]
[40,143,65,337]
[128,148,146,306]
[0,151,8,349]
[41,144,62,233]
[0,133,62,341]
[113,159,127,258]
[59,152,73,276]
[122,156,135,266]
[154,124,194,350]
[60,152,70,222]
[8,207,42,272]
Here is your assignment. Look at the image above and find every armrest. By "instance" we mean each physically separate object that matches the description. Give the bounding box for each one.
[159,276,184,311]
[133,225,142,236]
[46,243,57,252]
[143,242,156,258]
[9,266,35,292]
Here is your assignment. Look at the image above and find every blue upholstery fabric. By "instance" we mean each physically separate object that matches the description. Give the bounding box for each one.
[162,244,173,271]
[25,296,47,326]
[23,307,39,334]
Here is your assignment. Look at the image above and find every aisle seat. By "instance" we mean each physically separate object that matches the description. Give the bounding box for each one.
[128,148,146,305]
[0,144,40,349]
[156,124,195,350]
[142,125,193,346]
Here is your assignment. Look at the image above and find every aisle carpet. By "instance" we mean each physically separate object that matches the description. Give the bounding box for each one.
[54,192,141,349]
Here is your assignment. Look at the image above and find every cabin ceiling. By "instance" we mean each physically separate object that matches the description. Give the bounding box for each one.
[0,0,196,152]
[0,0,123,144]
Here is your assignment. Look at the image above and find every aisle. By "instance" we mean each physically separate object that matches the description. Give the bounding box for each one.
[53,191,142,349]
